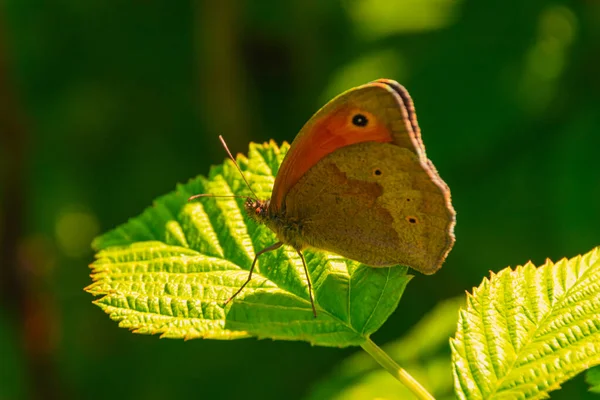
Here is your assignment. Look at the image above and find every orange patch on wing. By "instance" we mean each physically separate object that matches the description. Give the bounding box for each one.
[271,105,393,211]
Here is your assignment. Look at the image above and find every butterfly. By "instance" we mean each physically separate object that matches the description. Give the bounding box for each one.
[191,79,456,317]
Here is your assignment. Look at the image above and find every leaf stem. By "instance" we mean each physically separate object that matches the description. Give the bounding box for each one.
[361,338,435,400]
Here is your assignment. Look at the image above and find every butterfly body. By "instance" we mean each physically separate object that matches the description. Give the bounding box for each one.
[245,198,306,251]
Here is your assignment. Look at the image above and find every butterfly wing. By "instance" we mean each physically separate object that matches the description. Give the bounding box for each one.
[285,141,453,273]
[270,79,455,273]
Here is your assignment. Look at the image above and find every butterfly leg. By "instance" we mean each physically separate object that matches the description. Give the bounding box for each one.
[224,241,283,307]
[296,250,317,318]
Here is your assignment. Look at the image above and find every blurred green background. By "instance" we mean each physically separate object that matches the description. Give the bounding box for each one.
[1,0,599,399]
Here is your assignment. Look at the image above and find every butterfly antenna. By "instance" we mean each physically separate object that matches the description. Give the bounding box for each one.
[219,135,259,200]
[188,193,250,202]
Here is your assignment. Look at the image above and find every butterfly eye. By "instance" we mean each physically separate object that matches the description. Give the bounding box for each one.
[406,216,419,224]
[352,114,368,127]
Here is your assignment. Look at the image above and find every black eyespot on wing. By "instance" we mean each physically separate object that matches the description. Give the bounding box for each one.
[373,168,382,176]
[406,216,418,224]
[352,114,368,127]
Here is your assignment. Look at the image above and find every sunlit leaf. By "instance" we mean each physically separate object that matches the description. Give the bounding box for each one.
[452,247,600,399]
[86,141,412,347]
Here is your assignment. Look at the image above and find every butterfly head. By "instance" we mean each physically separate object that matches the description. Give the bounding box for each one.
[245,198,270,224]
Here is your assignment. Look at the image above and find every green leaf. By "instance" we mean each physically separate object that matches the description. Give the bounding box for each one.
[306,297,463,400]
[586,366,600,394]
[451,247,600,399]
[86,141,412,347]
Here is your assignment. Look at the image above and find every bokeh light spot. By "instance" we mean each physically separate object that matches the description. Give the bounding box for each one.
[518,5,578,114]
[346,0,463,39]
[55,208,100,258]
[322,49,406,103]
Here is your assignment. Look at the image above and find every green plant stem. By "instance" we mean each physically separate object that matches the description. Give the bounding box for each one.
[361,338,435,400]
